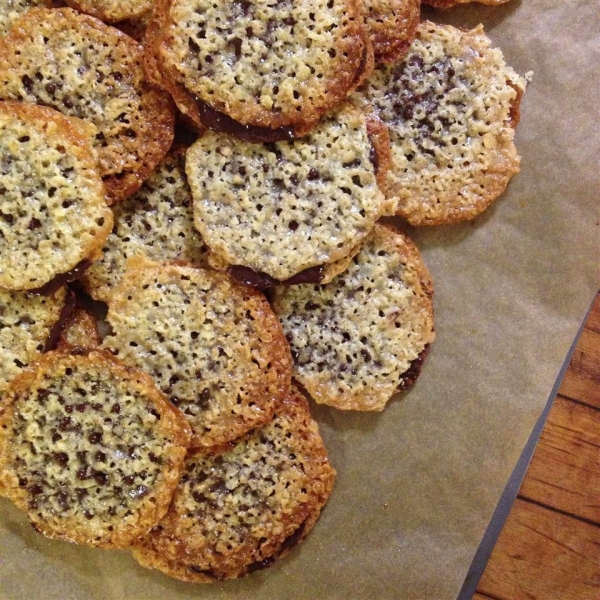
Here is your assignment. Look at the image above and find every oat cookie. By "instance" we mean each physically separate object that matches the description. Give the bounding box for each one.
[0,102,112,291]
[363,0,419,63]
[64,0,154,23]
[84,149,210,303]
[0,349,191,548]
[187,105,393,285]
[0,287,70,393]
[102,257,291,448]
[0,0,59,37]
[145,0,373,140]
[132,386,335,581]
[0,8,175,204]
[272,223,435,411]
[353,21,526,225]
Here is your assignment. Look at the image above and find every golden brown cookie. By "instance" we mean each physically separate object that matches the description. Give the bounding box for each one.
[102,256,291,448]
[363,0,420,63]
[83,148,210,303]
[272,223,435,411]
[0,8,175,204]
[353,21,527,225]
[187,104,393,285]
[0,349,191,548]
[0,101,112,291]
[0,0,60,37]
[64,0,153,22]
[145,0,373,140]
[131,386,335,581]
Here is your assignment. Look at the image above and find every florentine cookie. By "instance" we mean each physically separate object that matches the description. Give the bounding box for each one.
[132,386,335,582]
[272,223,435,411]
[145,0,373,140]
[363,0,419,63]
[102,257,291,448]
[353,21,527,225]
[0,8,175,204]
[83,149,210,303]
[0,349,191,548]
[187,105,393,285]
[0,287,70,393]
[0,0,59,37]
[64,0,154,22]
[0,102,113,291]
[56,309,101,351]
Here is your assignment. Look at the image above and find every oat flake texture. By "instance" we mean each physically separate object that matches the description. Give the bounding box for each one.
[103,257,292,448]
[0,101,113,291]
[187,104,394,282]
[353,21,527,226]
[132,386,336,582]
[145,0,373,136]
[272,223,435,411]
[0,349,191,548]
[0,8,175,204]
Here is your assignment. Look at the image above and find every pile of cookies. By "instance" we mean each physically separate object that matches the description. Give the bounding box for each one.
[0,0,526,584]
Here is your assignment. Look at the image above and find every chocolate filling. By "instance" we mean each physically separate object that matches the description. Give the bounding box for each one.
[196,99,296,143]
[245,521,307,574]
[369,141,379,174]
[397,344,430,392]
[30,260,93,297]
[43,290,77,353]
[228,265,324,290]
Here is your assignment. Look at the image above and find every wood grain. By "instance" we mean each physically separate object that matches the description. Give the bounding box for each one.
[476,293,600,599]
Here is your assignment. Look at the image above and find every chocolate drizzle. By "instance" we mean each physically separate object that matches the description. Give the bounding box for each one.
[228,265,324,290]
[196,99,296,143]
[30,260,93,297]
[43,290,77,353]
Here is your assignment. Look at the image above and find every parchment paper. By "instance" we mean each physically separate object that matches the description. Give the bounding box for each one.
[1,1,598,599]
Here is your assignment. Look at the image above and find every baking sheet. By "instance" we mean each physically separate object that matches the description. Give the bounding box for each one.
[1,1,599,599]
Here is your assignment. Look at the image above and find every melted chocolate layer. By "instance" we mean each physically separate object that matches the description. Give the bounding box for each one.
[196,100,296,143]
[30,260,93,297]
[228,265,324,290]
[43,289,77,353]
[397,344,430,392]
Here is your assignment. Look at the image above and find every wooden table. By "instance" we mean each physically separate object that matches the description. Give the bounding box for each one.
[474,293,600,600]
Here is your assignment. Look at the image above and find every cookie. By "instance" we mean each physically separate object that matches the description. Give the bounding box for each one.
[0,287,71,393]
[0,101,113,291]
[56,309,101,351]
[0,349,191,548]
[0,0,59,37]
[64,0,153,23]
[363,0,420,63]
[353,21,527,225]
[83,149,210,303]
[187,105,393,285]
[0,8,175,204]
[145,0,373,140]
[271,223,435,411]
[131,386,335,582]
[102,256,291,448]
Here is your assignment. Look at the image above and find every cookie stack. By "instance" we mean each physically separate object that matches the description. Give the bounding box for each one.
[0,0,526,585]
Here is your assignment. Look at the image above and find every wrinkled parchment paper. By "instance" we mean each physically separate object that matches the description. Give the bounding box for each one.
[1,2,598,598]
